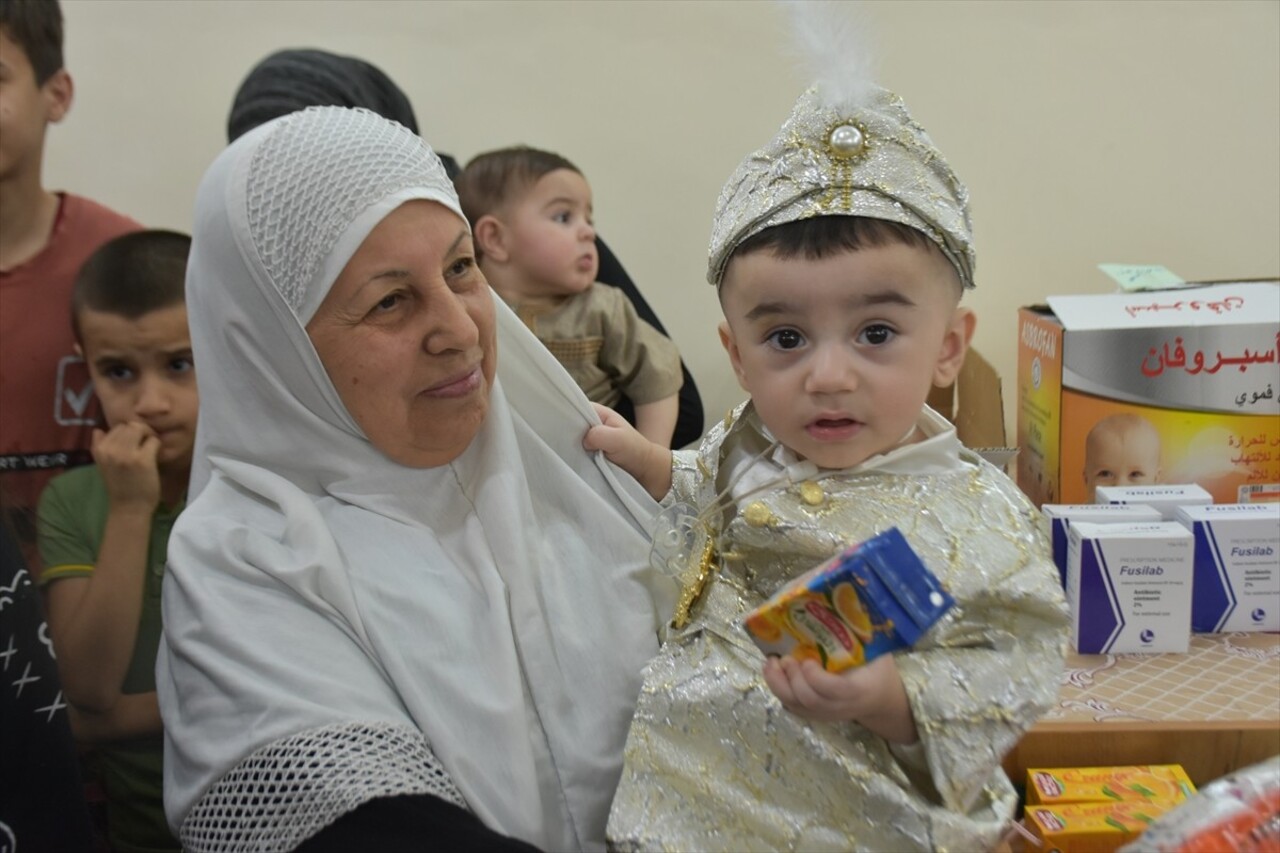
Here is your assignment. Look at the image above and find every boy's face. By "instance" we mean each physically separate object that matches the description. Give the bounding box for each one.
[719,242,972,470]
[1083,424,1161,500]
[0,29,70,183]
[497,168,598,299]
[78,303,198,473]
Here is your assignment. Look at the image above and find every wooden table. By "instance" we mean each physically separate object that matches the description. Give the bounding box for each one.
[1004,633,1280,787]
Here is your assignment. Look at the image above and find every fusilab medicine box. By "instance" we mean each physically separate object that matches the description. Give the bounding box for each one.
[1042,504,1163,586]
[1174,503,1280,632]
[1067,521,1193,654]
[1094,483,1212,520]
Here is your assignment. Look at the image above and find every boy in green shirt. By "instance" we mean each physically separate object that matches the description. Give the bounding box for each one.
[38,229,193,853]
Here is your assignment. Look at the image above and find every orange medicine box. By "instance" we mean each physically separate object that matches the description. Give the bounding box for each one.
[1024,799,1184,853]
[1027,765,1196,805]
[1016,280,1280,508]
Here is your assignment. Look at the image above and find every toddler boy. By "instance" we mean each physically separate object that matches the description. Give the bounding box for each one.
[39,230,193,853]
[1083,412,1163,501]
[586,30,1069,851]
[457,146,683,447]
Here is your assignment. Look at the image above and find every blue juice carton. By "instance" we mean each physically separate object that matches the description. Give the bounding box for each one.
[741,527,954,672]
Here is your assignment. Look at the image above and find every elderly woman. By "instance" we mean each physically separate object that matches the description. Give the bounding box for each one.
[156,107,674,852]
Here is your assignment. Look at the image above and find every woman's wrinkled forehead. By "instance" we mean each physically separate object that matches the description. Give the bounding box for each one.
[239,106,464,323]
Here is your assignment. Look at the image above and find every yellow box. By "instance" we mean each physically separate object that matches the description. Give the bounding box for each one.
[1026,765,1196,805]
[1024,798,1182,853]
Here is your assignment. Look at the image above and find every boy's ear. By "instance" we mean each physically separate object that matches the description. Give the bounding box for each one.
[42,68,74,124]
[932,306,976,388]
[717,321,751,394]
[472,215,509,263]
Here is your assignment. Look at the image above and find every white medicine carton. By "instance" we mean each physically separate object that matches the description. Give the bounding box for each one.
[1174,503,1280,633]
[1042,504,1164,586]
[1094,484,1212,520]
[1067,521,1194,654]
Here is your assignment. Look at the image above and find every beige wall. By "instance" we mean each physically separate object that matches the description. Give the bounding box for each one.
[49,0,1279,445]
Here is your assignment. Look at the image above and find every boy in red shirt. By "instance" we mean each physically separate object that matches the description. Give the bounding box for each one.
[0,0,140,564]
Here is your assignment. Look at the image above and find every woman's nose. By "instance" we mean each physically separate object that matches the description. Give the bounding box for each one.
[422,288,480,354]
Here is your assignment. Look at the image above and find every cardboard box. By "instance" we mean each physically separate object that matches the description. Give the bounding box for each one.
[1067,521,1193,654]
[928,347,1017,469]
[1026,765,1196,806]
[1016,281,1280,507]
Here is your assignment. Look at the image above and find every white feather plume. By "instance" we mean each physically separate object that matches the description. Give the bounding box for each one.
[780,0,878,113]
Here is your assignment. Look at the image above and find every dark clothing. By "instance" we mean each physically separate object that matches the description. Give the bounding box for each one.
[0,516,97,852]
[295,795,543,853]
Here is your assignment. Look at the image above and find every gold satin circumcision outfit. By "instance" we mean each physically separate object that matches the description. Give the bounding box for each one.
[607,404,1069,852]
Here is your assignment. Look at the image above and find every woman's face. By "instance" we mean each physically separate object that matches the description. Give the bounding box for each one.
[306,200,497,468]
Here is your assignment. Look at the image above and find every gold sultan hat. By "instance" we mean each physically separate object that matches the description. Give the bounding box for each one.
[707,5,975,289]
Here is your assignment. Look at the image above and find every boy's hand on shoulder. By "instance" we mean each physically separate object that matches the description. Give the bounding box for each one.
[763,653,918,742]
[583,403,673,500]
[92,422,161,511]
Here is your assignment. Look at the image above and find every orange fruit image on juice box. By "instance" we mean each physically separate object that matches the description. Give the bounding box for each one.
[743,579,873,671]
[1025,798,1183,852]
[1027,765,1196,805]
[833,582,874,643]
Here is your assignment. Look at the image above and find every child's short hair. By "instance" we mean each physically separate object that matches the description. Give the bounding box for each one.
[733,215,934,263]
[728,215,960,297]
[72,230,191,344]
[0,0,64,85]
[455,145,581,227]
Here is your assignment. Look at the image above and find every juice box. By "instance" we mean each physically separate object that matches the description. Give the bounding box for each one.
[1025,798,1184,852]
[1027,765,1196,805]
[741,527,953,672]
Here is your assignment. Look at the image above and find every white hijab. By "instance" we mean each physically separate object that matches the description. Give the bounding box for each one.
[156,107,674,851]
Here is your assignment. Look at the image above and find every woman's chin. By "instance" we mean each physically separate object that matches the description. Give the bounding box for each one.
[377,399,489,468]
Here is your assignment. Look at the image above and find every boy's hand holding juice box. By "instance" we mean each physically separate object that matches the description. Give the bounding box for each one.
[741,527,954,672]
